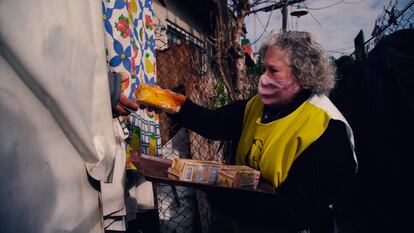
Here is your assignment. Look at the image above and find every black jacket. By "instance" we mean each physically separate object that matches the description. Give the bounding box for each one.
[169,91,356,232]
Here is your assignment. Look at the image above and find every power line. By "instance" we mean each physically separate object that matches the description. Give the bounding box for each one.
[302,2,322,26]
[343,0,367,4]
[326,47,355,54]
[326,44,355,52]
[302,0,365,10]
[256,11,269,29]
[249,0,305,31]
[250,8,276,45]
[249,0,305,14]
[304,0,345,10]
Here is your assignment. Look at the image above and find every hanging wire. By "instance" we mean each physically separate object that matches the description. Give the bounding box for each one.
[302,2,322,26]
[250,6,275,45]
[254,11,257,51]
[304,0,366,11]
[256,11,268,29]
[326,43,355,52]
[326,44,355,55]
[304,0,345,10]
[343,0,367,4]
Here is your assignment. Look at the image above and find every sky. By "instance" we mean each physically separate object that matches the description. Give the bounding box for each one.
[244,0,411,58]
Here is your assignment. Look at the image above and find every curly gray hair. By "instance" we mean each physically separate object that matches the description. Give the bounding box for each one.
[259,31,336,95]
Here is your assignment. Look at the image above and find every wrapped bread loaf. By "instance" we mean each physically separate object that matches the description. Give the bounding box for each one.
[134,84,186,113]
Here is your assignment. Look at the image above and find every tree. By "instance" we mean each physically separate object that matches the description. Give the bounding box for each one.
[214,0,260,101]
[213,1,303,101]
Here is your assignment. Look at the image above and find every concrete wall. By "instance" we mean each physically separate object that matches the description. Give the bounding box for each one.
[153,0,208,50]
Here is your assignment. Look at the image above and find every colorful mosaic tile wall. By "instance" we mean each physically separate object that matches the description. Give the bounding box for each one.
[102,0,161,169]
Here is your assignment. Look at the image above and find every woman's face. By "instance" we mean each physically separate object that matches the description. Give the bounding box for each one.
[258,46,301,107]
[263,46,292,81]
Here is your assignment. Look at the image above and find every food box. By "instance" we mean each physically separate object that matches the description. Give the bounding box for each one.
[217,165,261,190]
[167,158,261,189]
[167,158,221,184]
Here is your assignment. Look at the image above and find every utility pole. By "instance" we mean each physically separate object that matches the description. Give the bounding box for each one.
[249,0,304,31]
[282,3,288,31]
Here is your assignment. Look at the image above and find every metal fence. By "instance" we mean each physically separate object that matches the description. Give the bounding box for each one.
[153,41,231,233]
[149,1,414,232]
[149,6,262,230]
[366,0,414,51]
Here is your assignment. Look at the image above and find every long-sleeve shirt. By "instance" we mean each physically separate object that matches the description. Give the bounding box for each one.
[169,91,356,232]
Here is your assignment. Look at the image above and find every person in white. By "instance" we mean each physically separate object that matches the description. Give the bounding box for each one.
[0,0,138,232]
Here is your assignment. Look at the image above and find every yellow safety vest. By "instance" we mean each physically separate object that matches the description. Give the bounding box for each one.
[236,94,356,188]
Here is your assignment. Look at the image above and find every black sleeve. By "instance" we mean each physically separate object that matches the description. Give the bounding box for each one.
[107,71,122,111]
[206,120,357,231]
[168,99,248,141]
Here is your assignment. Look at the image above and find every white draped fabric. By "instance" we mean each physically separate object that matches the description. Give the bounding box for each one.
[0,0,118,232]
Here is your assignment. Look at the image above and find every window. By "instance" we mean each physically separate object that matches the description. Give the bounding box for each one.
[166,21,207,76]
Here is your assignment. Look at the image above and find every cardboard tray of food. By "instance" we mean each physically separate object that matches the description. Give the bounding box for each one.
[130,152,276,195]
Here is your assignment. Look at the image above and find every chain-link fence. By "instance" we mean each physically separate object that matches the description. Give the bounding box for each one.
[151,15,257,231]
[152,39,226,233]
[149,1,414,232]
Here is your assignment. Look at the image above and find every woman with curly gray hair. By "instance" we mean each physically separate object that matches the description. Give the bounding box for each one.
[162,30,357,233]
[259,30,336,95]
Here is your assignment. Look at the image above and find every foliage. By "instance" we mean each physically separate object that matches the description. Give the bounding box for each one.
[213,81,230,108]
[246,55,263,95]
[247,55,263,77]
